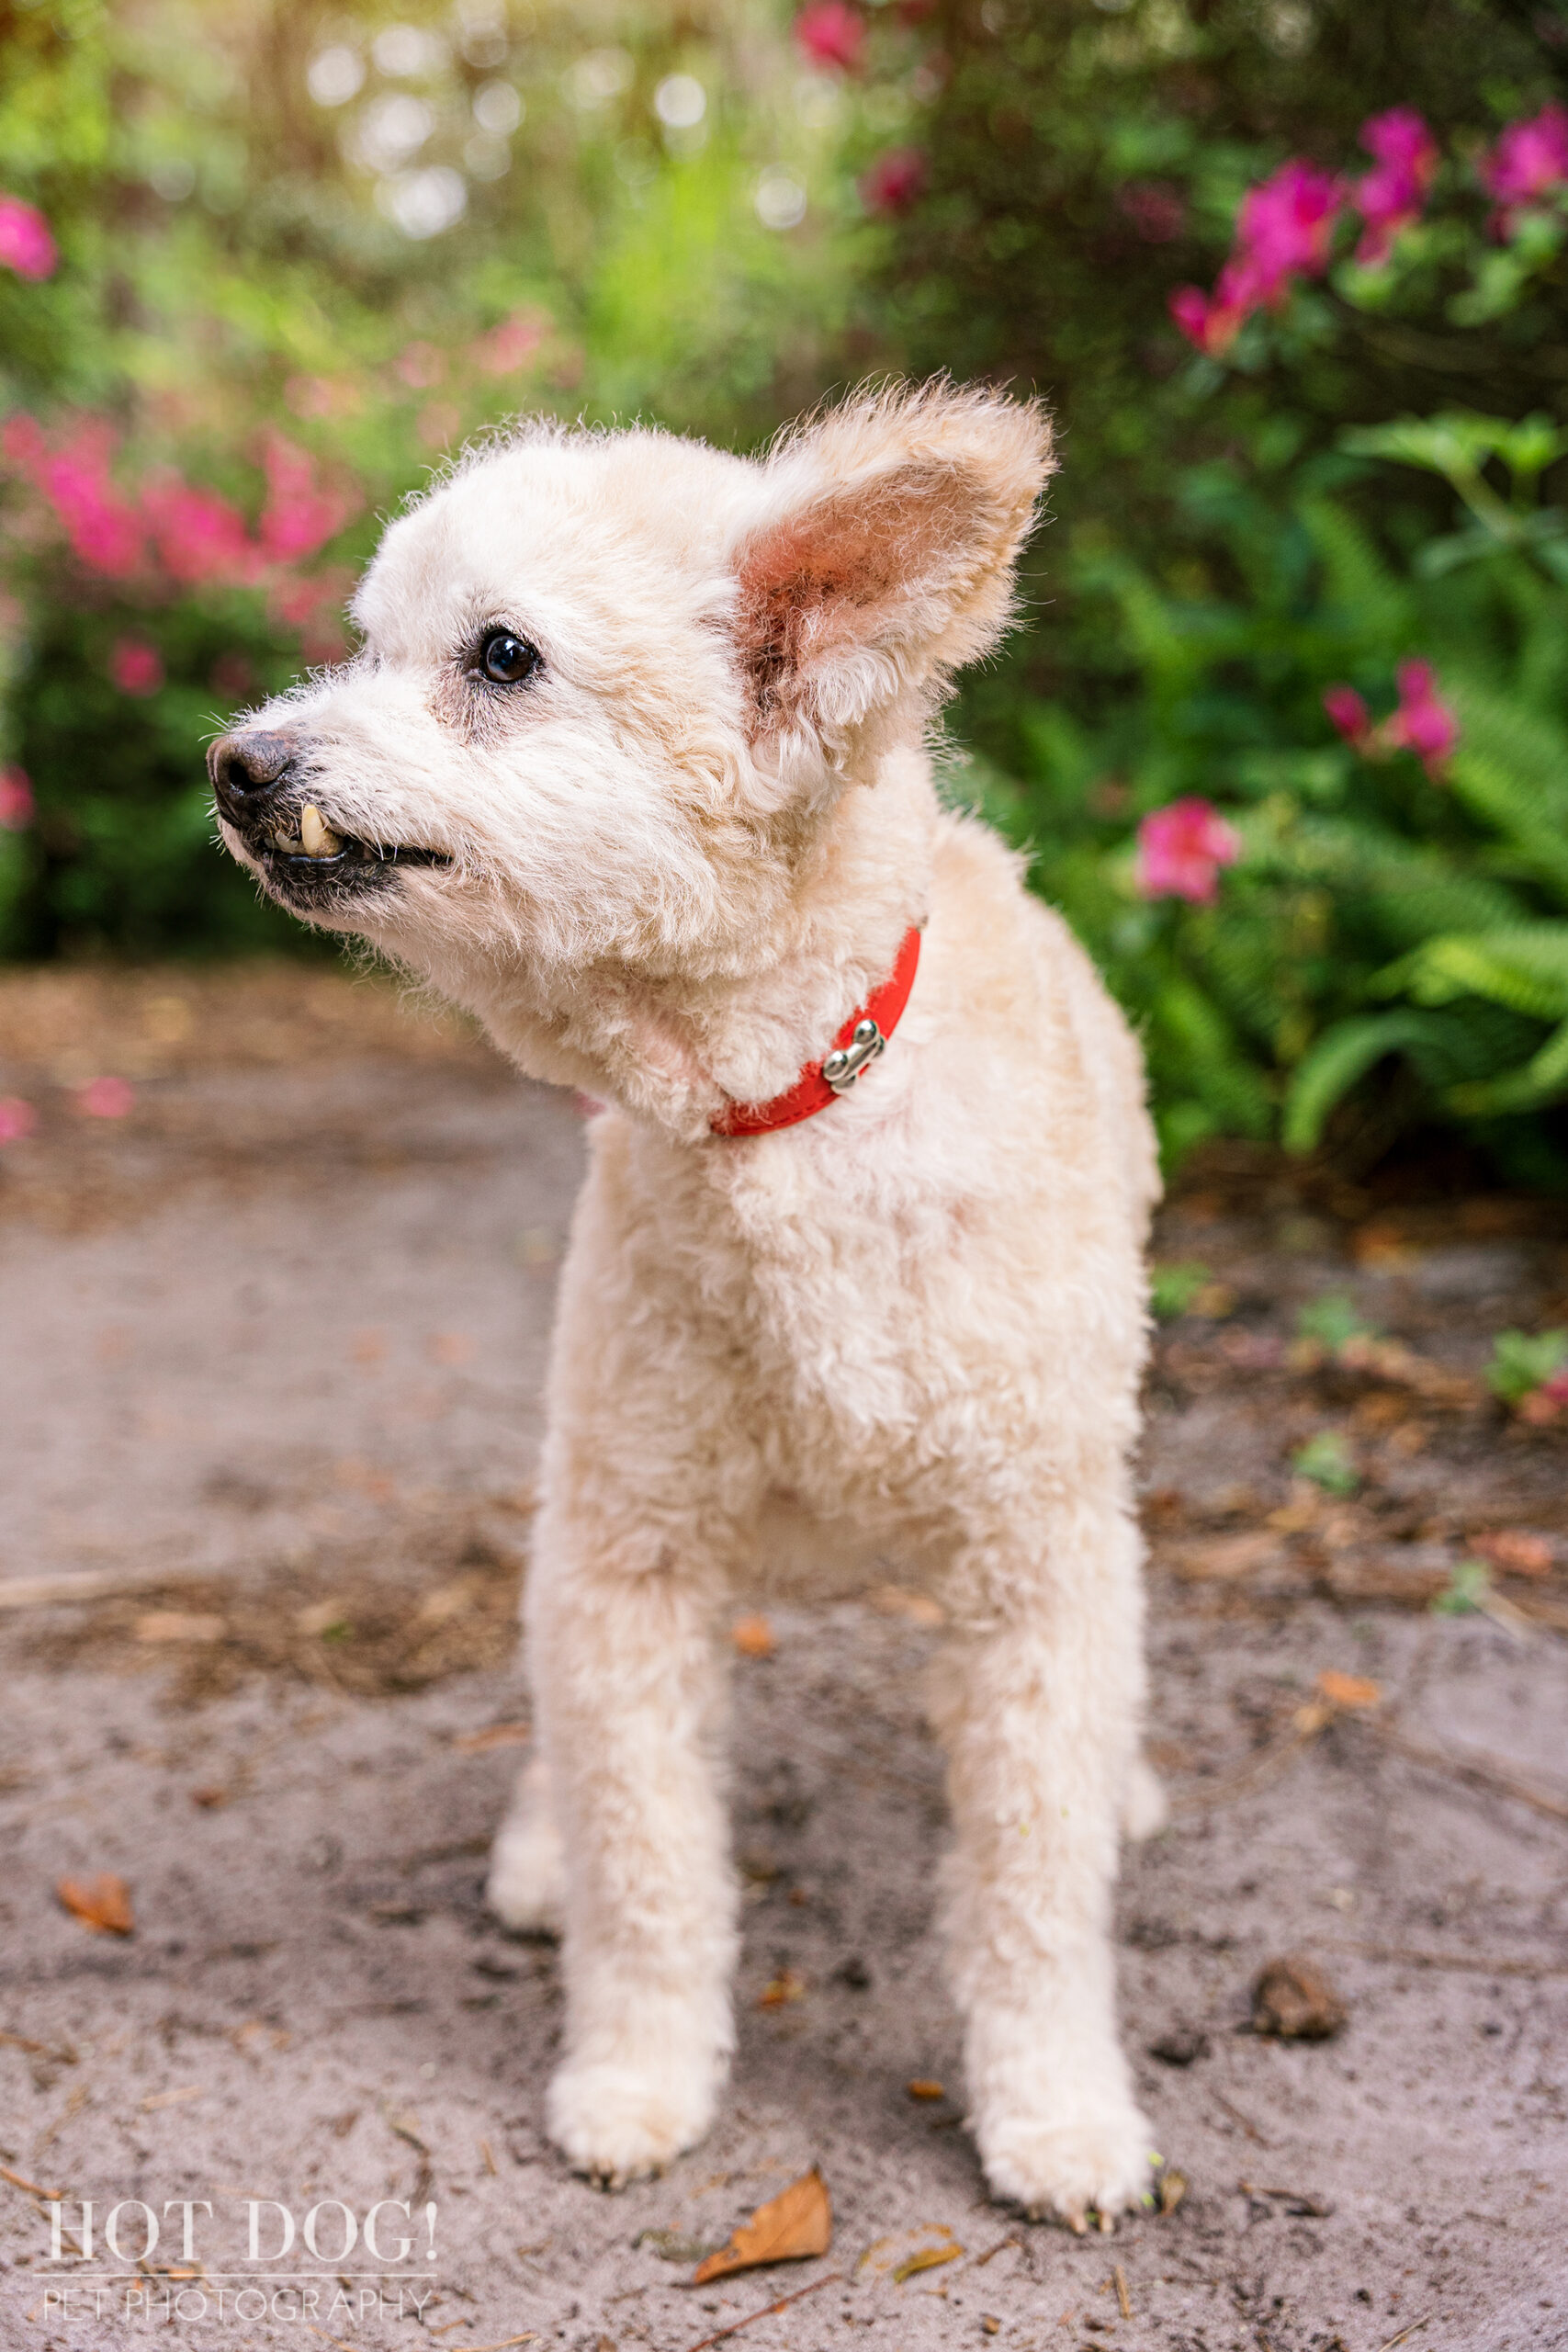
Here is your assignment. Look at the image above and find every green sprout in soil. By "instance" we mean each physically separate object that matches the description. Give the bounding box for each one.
[1291,1430,1359,1495]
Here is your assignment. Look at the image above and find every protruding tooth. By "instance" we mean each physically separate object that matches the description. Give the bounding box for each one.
[299,804,344,858]
[273,827,304,854]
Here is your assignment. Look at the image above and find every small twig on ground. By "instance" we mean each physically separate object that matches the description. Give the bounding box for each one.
[1359,1722,1568,1825]
[1112,2261,1134,2318]
[1168,1717,1327,1815]
[0,1566,207,1611]
[0,2027,76,2064]
[972,2235,1021,2267]
[1324,1938,1568,1977]
[0,2163,62,2201]
[678,2270,842,2352]
[1376,2317,1432,2352]
[1209,2088,1274,2147]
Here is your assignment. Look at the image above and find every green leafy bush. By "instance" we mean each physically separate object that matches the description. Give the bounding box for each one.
[952,101,1568,1185]
[1485,1327,1568,1405]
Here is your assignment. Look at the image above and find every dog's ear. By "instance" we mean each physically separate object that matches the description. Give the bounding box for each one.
[731,381,1052,746]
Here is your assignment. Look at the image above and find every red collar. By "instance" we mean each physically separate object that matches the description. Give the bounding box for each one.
[711,925,922,1138]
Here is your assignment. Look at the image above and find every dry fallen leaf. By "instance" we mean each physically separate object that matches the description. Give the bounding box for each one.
[1251,1954,1345,2041]
[1472,1529,1553,1577]
[731,1614,775,1658]
[856,2225,963,2283]
[867,1584,946,1629]
[1157,2167,1188,2216]
[906,2078,945,2100]
[690,2165,832,2285]
[57,1873,134,1936]
[1171,1532,1280,1584]
[133,1611,226,1644]
[757,1969,807,2008]
[451,1720,532,1752]
[893,2244,962,2283]
[1315,1669,1382,1712]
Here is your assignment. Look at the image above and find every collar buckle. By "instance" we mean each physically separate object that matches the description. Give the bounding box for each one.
[821,1016,886,1095]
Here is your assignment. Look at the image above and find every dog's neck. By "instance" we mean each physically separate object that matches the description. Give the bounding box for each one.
[453,742,938,1142]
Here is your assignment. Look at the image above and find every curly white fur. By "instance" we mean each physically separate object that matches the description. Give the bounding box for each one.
[215,382,1165,2227]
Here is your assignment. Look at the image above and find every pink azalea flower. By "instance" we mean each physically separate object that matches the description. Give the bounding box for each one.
[1325,664,1459,777]
[1353,107,1438,266]
[395,341,445,390]
[257,435,356,565]
[0,193,57,280]
[1168,285,1244,356]
[36,428,147,579]
[1170,158,1343,352]
[1388,659,1459,775]
[141,476,259,586]
[1482,102,1568,233]
[0,1095,37,1143]
[1233,160,1344,304]
[1519,1365,1568,1423]
[0,411,46,468]
[860,146,928,217]
[0,763,34,828]
[109,637,164,697]
[794,0,864,72]
[1322,684,1372,747]
[75,1075,135,1119]
[472,311,548,375]
[1134,798,1243,905]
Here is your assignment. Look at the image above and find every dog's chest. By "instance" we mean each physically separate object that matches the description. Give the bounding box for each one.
[694,1137,999,1453]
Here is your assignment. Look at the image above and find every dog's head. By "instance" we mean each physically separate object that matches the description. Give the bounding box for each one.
[210,381,1050,1005]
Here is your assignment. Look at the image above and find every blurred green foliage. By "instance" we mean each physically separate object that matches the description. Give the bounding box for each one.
[0,0,866,953]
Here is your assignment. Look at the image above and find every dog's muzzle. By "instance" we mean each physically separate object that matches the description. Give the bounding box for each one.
[208,727,451,907]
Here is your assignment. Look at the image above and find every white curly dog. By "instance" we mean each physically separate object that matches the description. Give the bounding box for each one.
[209,381,1166,2229]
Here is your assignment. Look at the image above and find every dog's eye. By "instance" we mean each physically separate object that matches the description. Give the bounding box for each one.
[475,629,542,687]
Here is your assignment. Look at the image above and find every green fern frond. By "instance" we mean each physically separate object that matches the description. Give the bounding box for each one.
[1447,1018,1568,1115]
[1300,499,1416,644]
[1282,1011,1453,1152]
[1377,926,1568,1021]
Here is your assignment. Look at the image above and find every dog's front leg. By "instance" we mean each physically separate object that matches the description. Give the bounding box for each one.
[527,1506,738,2188]
[931,1501,1156,2230]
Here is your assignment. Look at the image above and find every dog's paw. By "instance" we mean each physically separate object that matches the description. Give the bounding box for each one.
[546,2056,716,2189]
[1122,1756,1168,1842]
[976,2096,1157,2232]
[485,1811,566,1936]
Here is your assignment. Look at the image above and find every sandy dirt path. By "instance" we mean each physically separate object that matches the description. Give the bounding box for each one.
[1,963,1564,2352]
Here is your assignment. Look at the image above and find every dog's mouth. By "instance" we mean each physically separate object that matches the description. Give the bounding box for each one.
[229,802,454,904]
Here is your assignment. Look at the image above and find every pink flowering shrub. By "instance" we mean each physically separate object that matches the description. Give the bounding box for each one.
[1481,102,1568,235]
[860,147,928,217]
[1134,798,1242,904]
[1174,99,1568,359]
[1170,159,1343,355]
[0,764,34,829]
[1354,108,1439,265]
[0,1097,38,1144]
[1323,661,1460,779]
[794,1,864,72]
[109,637,165,696]
[470,311,549,376]
[1,415,362,647]
[0,193,56,280]
[1171,110,1448,353]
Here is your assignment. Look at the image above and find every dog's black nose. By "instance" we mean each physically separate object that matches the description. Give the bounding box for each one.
[209,730,298,822]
